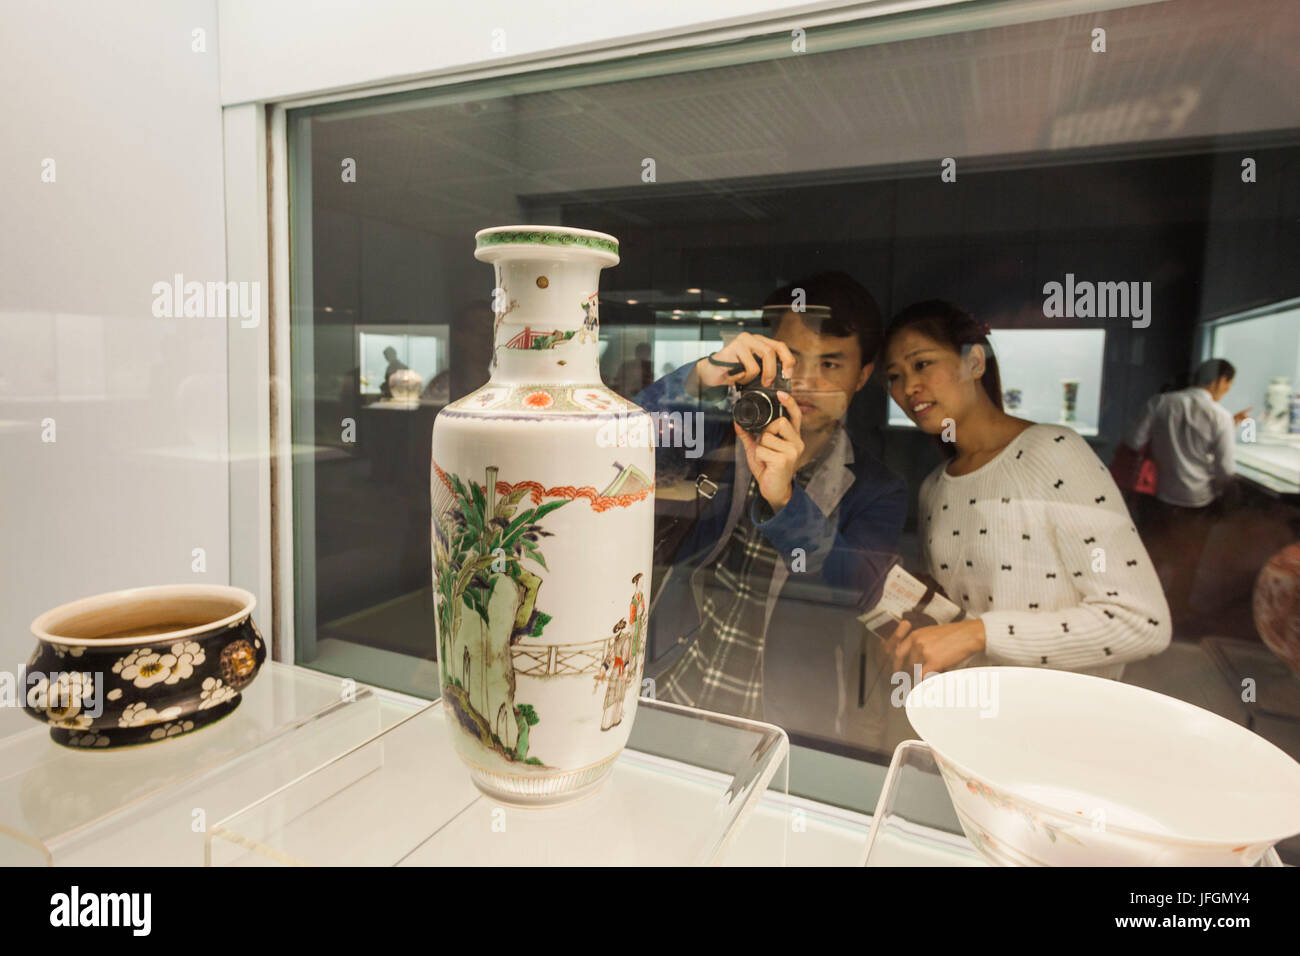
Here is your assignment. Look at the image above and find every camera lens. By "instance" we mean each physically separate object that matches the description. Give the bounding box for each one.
[733,391,774,431]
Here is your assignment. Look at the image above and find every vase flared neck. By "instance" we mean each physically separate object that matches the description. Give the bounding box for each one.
[476,227,618,386]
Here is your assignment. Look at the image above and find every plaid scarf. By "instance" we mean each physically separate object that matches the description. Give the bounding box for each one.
[657,451,825,720]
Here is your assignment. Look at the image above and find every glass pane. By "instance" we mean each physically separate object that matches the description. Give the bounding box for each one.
[286,0,1300,857]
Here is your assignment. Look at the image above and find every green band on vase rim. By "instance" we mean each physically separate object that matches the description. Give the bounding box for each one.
[476,229,618,256]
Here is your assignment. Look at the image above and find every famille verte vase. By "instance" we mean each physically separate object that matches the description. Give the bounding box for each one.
[430,225,654,807]
[20,585,266,749]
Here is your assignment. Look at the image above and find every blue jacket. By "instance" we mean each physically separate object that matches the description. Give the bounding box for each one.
[634,362,908,696]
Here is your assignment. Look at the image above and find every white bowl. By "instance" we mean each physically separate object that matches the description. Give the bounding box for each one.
[904,667,1300,866]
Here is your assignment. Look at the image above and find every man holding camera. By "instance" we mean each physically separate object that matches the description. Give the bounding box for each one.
[635,273,907,725]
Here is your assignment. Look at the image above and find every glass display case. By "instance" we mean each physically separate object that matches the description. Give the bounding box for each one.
[14,0,1300,877]
[1208,301,1300,496]
[274,0,1300,859]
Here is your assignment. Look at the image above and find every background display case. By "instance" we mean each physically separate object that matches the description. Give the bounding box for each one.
[1209,301,1300,497]
[887,328,1106,437]
[356,324,450,400]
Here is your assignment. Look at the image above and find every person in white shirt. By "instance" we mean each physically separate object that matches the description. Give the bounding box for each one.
[877,300,1171,683]
[1125,358,1250,625]
[1128,359,1247,509]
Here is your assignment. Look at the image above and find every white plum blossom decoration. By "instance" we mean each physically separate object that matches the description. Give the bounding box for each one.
[51,713,94,730]
[198,676,236,710]
[149,720,195,741]
[67,731,110,748]
[166,640,205,682]
[112,647,177,688]
[118,701,182,728]
[112,641,206,688]
[26,671,95,724]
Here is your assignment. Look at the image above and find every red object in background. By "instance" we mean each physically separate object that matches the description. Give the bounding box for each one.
[1136,457,1159,496]
[1111,443,1159,496]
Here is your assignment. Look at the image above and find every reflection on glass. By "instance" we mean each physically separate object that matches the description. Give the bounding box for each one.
[357,325,449,401]
[887,329,1106,437]
[282,1,1300,855]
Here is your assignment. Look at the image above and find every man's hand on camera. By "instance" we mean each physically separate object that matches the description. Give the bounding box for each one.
[695,332,795,389]
[735,391,803,513]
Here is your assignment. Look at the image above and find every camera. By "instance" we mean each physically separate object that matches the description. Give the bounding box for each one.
[732,372,791,434]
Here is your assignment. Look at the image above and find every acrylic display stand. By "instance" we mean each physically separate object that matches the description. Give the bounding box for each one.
[862,740,1283,867]
[0,662,396,865]
[207,696,789,866]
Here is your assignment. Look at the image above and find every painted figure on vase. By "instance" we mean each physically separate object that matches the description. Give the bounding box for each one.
[577,292,600,344]
[627,572,646,679]
[597,619,632,730]
[595,573,647,730]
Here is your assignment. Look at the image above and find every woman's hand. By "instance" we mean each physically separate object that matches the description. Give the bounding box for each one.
[885,619,987,678]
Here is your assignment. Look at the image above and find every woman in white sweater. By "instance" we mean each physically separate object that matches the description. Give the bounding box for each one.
[879,301,1171,680]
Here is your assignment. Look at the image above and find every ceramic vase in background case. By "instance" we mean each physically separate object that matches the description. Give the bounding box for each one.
[1265,377,1291,435]
[430,226,654,807]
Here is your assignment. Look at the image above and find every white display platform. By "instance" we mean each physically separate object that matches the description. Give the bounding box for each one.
[0,662,413,865]
[208,697,790,866]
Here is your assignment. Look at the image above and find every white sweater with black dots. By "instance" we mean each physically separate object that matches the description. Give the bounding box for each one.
[919,424,1172,679]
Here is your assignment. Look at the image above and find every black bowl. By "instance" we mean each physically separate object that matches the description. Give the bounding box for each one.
[21,585,266,749]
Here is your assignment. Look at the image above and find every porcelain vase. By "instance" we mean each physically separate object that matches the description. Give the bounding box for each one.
[388,368,424,405]
[430,225,655,807]
[1265,377,1291,435]
[1060,379,1079,424]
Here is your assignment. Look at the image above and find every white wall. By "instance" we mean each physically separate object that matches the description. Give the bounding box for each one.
[0,1,229,668]
[216,0,861,105]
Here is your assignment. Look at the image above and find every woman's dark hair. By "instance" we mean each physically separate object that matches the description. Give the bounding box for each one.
[762,271,884,365]
[879,300,1003,453]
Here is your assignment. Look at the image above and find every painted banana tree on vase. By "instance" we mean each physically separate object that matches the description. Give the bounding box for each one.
[433,465,566,765]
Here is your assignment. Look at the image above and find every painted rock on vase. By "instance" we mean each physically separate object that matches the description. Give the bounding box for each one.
[431,225,654,807]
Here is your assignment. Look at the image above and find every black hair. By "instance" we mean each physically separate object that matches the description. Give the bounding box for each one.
[879,300,1003,455]
[1193,358,1235,386]
[762,271,884,365]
